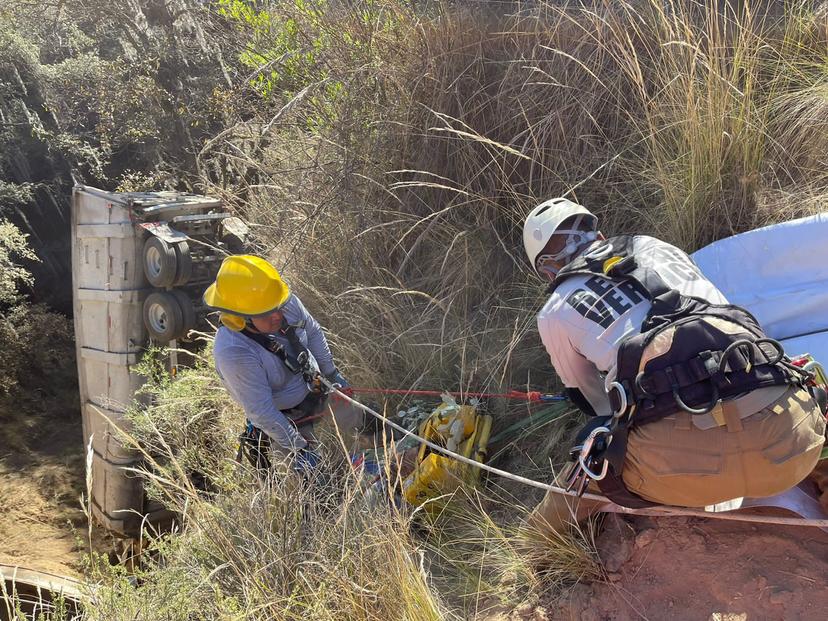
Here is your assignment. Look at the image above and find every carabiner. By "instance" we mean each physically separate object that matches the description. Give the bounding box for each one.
[607,381,628,419]
[579,453,609,481]
[576,426,611,481]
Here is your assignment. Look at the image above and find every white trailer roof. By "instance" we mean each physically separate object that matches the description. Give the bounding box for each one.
[692,212,828,364]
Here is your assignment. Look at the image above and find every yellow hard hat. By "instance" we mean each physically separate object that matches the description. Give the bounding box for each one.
[203,255,290,318]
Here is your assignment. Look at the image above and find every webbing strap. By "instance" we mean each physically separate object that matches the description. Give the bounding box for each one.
[636,345,783,398]
[604,256,674,304]
[279,318,308,362]
[241,320,311,379]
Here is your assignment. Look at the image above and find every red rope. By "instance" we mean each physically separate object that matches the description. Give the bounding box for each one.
[295,388,565,425]
[345,387,560,402]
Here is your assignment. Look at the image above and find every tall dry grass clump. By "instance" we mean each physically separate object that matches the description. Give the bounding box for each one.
[85,355,450,620]
[84,473,450,620]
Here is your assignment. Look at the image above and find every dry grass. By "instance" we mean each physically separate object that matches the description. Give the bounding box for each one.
[196,0,828,403]
[75,357,596,621]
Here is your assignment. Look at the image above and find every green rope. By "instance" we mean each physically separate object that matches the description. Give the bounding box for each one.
[488,401,571,445]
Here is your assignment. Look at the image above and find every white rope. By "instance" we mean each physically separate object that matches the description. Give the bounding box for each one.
[327,383,828,529]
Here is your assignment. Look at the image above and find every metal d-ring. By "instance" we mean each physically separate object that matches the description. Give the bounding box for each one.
[755,337,785,366]
[673,383,720,415]
[607,381,628,419]
[634,371,655,400]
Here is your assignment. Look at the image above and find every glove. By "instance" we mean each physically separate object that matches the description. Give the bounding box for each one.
[293,446,320,475]
[326,369,353,396]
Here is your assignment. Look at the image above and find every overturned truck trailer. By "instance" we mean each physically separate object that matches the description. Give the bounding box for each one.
[70,186,247,536]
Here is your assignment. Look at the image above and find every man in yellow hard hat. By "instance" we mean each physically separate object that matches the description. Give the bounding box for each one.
[204,255,355,473]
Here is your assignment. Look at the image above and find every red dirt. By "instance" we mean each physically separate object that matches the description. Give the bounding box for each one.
[551,514,828,621]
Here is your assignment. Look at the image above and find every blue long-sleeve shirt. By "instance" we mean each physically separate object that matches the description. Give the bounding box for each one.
[213,294,336,451]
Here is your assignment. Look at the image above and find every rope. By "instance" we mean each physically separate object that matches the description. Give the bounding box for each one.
[349,387,566,402]
[324,381,828,529]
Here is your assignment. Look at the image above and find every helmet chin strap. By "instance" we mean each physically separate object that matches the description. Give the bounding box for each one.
[535,216,598,279]
[535,254,562,279]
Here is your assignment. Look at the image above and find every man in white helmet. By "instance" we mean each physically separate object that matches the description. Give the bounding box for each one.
[524,198,826,534]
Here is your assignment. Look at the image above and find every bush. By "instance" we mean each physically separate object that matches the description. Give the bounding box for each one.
[0,220,75,405]
[124,346,245,504]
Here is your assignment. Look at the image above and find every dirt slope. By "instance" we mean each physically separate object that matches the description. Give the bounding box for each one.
[0,408,99,577]
[545,515,828,621]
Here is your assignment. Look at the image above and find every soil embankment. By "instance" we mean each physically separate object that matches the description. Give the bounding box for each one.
[507,514,828,621]
[0,407,100,577]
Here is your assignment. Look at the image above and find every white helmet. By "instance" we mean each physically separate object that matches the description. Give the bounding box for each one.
[523,197,598,280]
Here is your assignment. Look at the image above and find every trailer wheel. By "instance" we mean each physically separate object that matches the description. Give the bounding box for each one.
[170,289,196,338]
[143,292,184,342]
[143,237,177,288]
[172,240,192,286]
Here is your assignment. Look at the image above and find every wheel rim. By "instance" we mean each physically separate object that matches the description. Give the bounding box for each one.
[145,245,163,279]
[147,301,170,334]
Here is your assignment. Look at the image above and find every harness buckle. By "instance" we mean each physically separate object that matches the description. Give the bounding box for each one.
[698,350,720,377]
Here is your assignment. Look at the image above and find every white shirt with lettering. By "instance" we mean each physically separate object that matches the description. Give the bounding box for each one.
[537,235,728,416]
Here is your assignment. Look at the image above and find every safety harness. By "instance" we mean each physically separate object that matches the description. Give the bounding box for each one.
[556,236,812,507]
[235,318,329,470]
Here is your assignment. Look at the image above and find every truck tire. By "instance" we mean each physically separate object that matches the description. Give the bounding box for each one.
[172,240,192,286]
[143,291,184,342]
[170,289,196,338]
[143,236,177,288]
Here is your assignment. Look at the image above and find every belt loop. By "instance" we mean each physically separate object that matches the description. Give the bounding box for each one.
[674,410,692,431]
[723,404,744,433]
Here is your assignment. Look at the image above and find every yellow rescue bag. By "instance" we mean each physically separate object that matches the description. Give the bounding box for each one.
[401,396,493,506]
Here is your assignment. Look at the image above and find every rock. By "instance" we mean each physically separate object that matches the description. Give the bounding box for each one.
[596,515,636,572]
[709,614,747,621]
[634,528,657,549]
[607,572,623,583]
[633,516,658,531]
[508,602,549,621]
